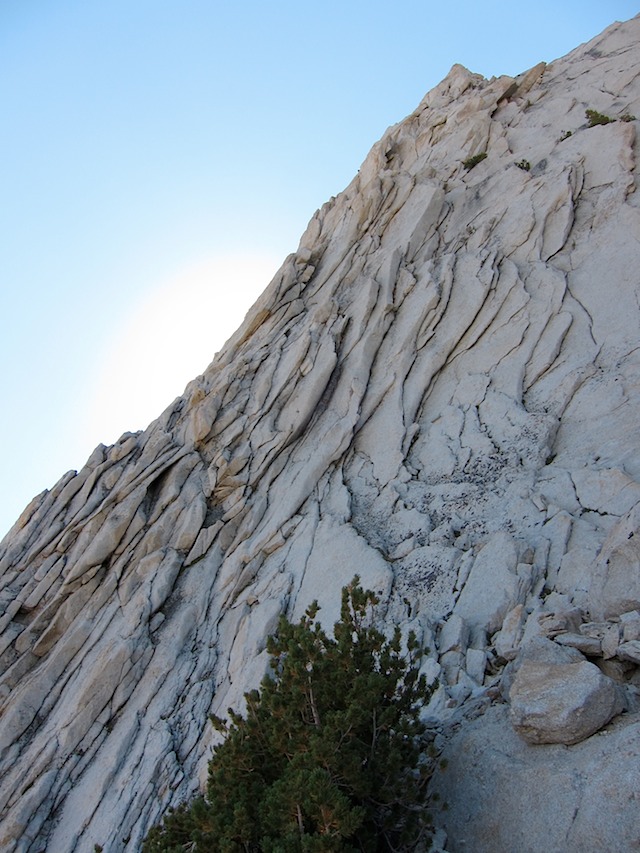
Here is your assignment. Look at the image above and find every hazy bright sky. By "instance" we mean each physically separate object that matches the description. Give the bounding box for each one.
[1,1,637,538]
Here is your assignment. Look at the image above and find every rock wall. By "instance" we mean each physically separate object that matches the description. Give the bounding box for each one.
[1,15,639,852]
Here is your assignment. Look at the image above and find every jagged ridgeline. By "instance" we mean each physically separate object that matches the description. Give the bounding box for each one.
[1,15,640,853]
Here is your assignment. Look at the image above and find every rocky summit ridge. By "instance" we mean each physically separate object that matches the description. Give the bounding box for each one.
[1,16,640,853]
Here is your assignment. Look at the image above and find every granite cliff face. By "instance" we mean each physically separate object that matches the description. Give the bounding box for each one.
[1,16,640,852]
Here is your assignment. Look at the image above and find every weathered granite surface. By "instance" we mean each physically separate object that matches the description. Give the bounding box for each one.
[431,704,640,853]
[1,15,639,852]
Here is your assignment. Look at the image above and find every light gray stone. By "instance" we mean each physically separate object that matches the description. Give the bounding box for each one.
[554,632,602,656]
[493,603,525,661]
[601,622,622,659]
[585,503,640,620]
[518,634,585,666]
[509,658,624,744]
[438,613,469,655]
[617,640,640,664]
[431,705,640,853]
[465,647,487,684]
[621,610,640,641]
[538,607,583,638]
[453,531,523,633]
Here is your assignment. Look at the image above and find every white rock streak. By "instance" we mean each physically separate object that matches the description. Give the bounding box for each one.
[1,16,640,853]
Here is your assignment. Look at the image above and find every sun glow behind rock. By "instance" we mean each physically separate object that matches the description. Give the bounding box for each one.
[83,253,281,447]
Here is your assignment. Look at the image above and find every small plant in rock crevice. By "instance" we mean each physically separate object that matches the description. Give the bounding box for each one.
[585,108,614,127]
[462,151,487,170]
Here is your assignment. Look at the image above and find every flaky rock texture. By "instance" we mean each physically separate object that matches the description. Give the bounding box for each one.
[1,15,640,853]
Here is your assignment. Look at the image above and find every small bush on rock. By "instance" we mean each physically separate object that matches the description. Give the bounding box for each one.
[143,578,437,852]
[586,108,614,127]
[462,151,487,170]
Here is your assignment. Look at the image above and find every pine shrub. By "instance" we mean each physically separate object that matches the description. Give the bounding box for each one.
[143,577,437,852]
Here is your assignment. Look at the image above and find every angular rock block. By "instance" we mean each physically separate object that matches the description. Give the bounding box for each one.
[509,658,624,744]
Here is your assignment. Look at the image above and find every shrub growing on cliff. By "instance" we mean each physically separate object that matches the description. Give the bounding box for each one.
[585,108,614,127]
[143,577,437,852]
[462,151,487,170]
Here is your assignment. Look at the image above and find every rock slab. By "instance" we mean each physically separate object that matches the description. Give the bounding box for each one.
[432,705,640,853]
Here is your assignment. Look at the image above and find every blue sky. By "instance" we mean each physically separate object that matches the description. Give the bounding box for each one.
[1,1,637,538]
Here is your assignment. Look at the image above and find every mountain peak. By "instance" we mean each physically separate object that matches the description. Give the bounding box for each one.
[1,15,640,852]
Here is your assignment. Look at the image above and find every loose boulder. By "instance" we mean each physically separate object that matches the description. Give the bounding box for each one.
[509,656,624,744]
